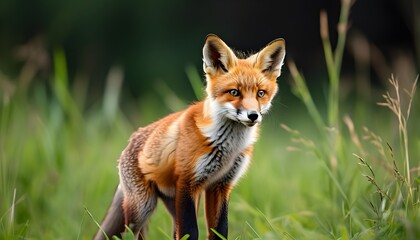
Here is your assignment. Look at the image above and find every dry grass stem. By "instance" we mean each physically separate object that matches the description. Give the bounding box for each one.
[377,75,418,194]
[344,115,365,156]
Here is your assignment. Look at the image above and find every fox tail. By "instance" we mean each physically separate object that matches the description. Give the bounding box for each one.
[93,185,125,240]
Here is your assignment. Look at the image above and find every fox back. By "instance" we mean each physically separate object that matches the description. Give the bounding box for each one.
[94,34,286,240]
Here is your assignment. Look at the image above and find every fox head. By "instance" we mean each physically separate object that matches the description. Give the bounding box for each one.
[202,34,286,127]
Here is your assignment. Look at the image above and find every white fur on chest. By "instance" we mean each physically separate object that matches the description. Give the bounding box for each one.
[195,104,258,187]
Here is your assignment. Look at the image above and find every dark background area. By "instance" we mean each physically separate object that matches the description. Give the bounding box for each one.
[0,0,418,102]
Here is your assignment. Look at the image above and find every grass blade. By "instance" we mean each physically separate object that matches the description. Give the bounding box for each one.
[185,64,204,100]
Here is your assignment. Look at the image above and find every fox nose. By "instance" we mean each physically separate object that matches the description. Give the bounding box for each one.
[247,111,259,122]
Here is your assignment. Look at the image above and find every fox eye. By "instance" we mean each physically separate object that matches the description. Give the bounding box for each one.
[229,89,240,97]
[257,90,265,98]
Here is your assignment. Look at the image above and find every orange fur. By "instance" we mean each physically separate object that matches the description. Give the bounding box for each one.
[94,34,286,240]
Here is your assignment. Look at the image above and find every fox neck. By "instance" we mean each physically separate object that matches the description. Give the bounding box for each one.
[199,97,259,149]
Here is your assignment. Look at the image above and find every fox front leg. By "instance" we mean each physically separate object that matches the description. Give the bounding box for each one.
[204,184,231,240]
[175,187,199,240]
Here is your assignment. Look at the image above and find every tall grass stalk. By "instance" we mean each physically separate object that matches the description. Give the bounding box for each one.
[287,0,352,188]
[288,0,353,171]
[52,48,82,126]
[285,0,419,237]
[347,73,419,236]
[185,64,204,100]
[320,11,339,127]
[320,0,352,127]
[102,66,124,123]
[288,62,325,132]
[377,75,418,207]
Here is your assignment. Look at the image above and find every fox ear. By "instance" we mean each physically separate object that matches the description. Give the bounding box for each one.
[203,34,237,75]
[255,38,286,78]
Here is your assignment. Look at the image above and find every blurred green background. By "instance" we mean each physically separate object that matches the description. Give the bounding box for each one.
[1,0,418,99]
[1,0,419,239]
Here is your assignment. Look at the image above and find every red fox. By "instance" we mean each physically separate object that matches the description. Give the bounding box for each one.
[94,34,286,240]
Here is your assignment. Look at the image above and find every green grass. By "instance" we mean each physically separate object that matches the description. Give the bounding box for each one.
[1,2,419,240]
[1,62,418,240]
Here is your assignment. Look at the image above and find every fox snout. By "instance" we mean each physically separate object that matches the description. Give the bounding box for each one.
[236,109,261,127]
[238,96,262,126]
[247,111,259,122]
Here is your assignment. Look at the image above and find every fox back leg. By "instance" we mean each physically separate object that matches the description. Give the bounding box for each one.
[92,184,157,240]
[122,184,157,239]
[158,192,177,238]
[119,163,158,239]
[118,130,159,239]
